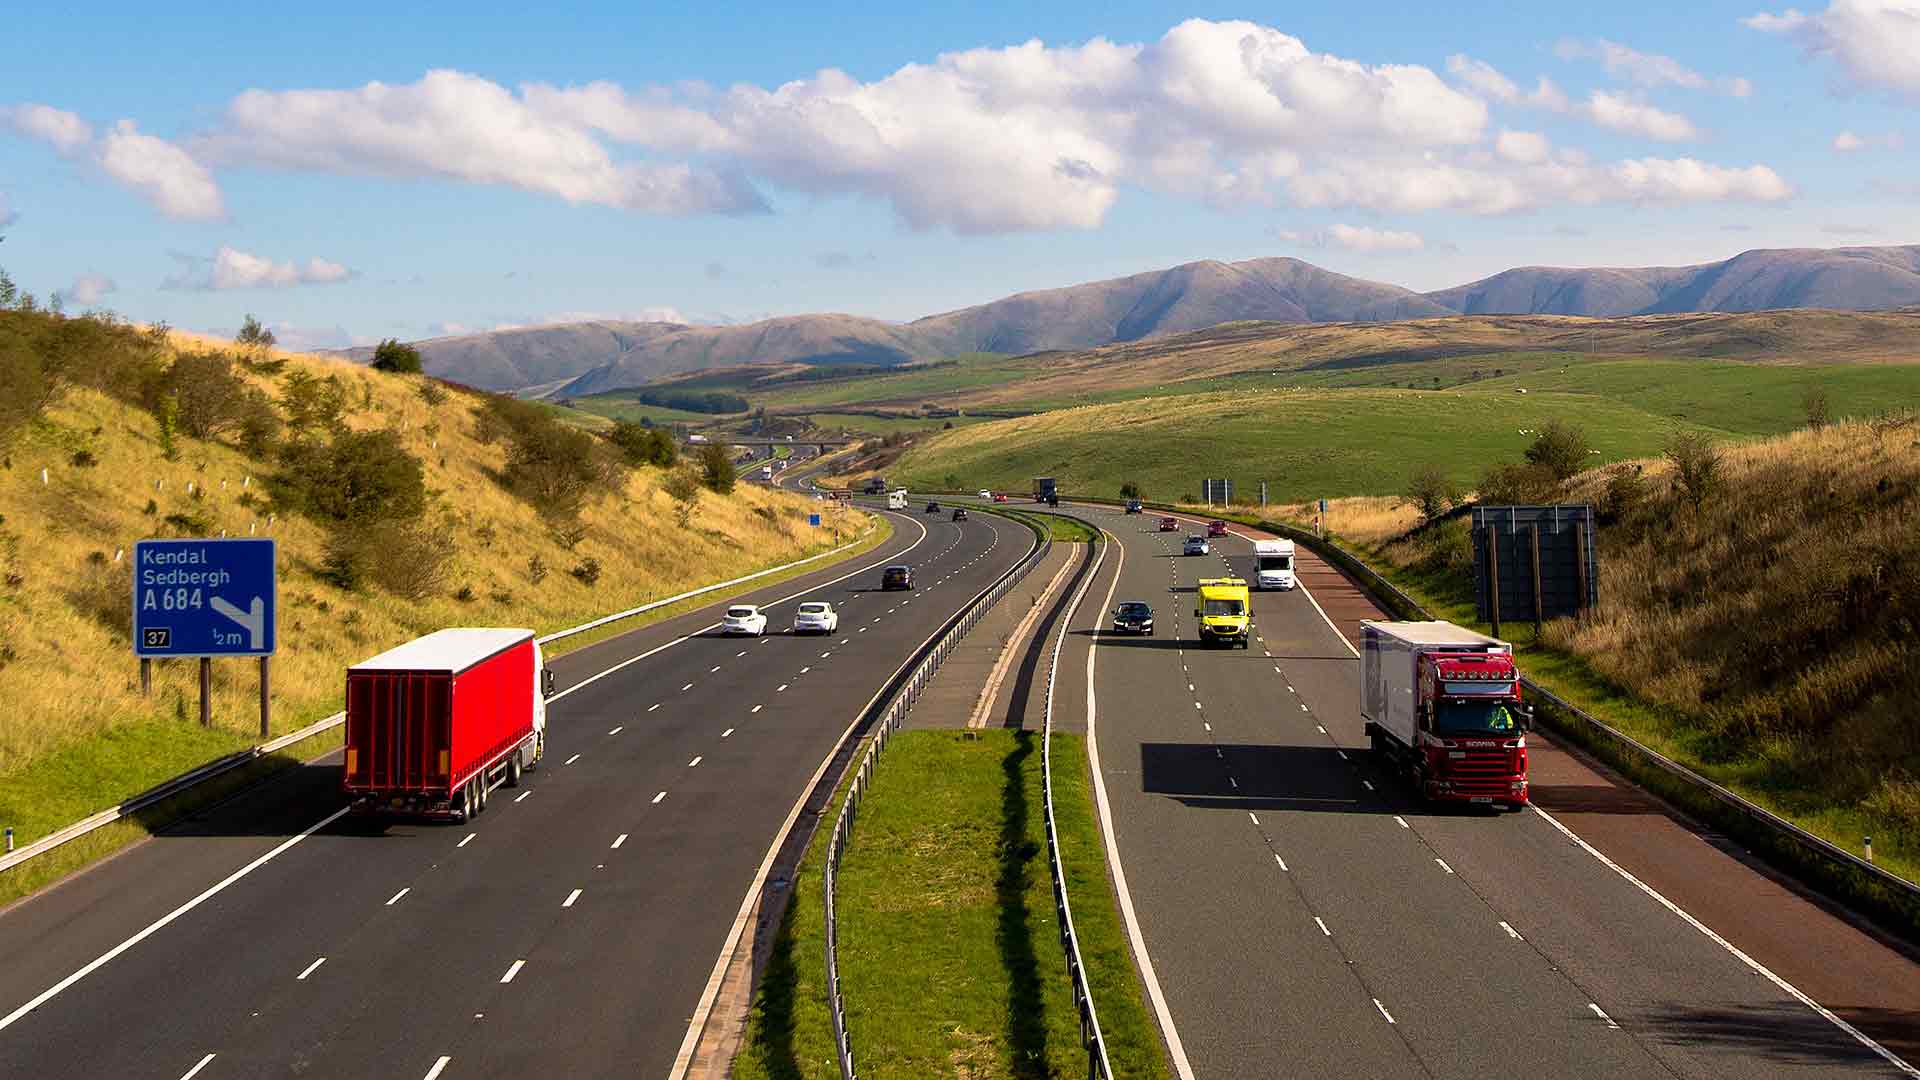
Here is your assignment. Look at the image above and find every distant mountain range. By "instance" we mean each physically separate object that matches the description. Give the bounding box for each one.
[338,244,1920,396]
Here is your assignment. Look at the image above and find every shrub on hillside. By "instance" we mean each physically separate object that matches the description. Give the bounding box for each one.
[275,428,427,525]
[1523,420,1590,481]
[321,517,456,597]
[1803,387,1831,431]
[663,467,702,526]
[1600,464,1649,525]
[1475,462,1560,505]
[1665,431,1722,509]
[370,338,423,374]
[1406,464,1458,523]
[279,370,349,436]
[698,442,736,494]
[608,418,677,467]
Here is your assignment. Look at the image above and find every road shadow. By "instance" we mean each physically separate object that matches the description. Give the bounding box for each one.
[1140,742,1397,816]
[144,759,350,840]
[996,732,1051,1076]
[1639,1001,1917,1069]
[1528,782,1665,815]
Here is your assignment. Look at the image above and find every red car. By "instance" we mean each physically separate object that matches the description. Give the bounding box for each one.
[993,493,1009,503]
[1158,516,1178,532]
[1207,520,1228,537]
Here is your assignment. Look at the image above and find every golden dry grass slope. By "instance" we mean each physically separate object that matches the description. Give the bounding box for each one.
[0,326,873,847]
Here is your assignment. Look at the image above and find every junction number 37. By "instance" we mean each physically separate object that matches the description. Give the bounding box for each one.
[144,587,204,611]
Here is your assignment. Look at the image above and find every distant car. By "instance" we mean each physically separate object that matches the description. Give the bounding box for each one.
[1207,520,1228,537]
[1184,535,1210,556]
[721,605,768,636]
[992,493,1008,503]
[978,489,993,499]
[926,500,941,513]
[1158,516,1178,532]
[882,565,914,590]
[1111,601,1155,635]
[1124,499,1143,514]
[952,507,968,521]
[793,601,838,634]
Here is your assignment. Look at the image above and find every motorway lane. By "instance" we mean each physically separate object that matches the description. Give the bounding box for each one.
[1073,502,1902,1080]
[0,509,1030,1079]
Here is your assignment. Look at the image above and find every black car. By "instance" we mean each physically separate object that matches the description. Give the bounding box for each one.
[951,507,968,521]
[1111,601,1154,635]
[925,500,941,513]
[1124,499,1143,514]
[882,565,913,590]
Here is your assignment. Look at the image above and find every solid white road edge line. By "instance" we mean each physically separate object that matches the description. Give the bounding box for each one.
[0,805,351,1035]
[668,506,1041,1080]
[1083,525,1199,1080]
[1529,803,1919,1076]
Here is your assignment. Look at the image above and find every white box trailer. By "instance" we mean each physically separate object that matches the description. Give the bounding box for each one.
[1253,539,1296,590]
[1360,620,1530,808]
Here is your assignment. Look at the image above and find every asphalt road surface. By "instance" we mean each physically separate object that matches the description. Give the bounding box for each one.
[0,505,1032,1079]
[1055,499,1915,1080]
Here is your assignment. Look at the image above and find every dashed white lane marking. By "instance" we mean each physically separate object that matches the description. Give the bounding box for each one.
[179,1053,217,1080]
[710,666,721,674]
[296,957,326,980]
[1500,921,1523,940]
[1193,702,1202,709]
[612,834,628,849]
[563,888,583,908]
[1202,721,1211,732]
[1362,780,1375,791]
[1274,853,1289,872]
[681,683,694,692]
[799,666,810,674]
[839,638,850,644]
[608,726,623,736]
[777,684,788,692]
[1317,725,1327,734]
[1287,684,1294,691]
[1394,815,1409,828]
[751,704,763,713]
[1299,704,1309,712]
[736,650,747,657]
[565,753,582,766]
[457,833,475,848]
[1314,916,1332,937]
[1336,750,1349,761]
[648,703,661,713]
[688,756,703,768]
[652,791,667,804]
[1248,812,1261,826]
[385,887,409,906]
[1188,683,1195,692]
[721,728,734,738]
[1228,776,1239,790]
[821,651,833,658]
[1374,999,1397,1025]
[500,959,526,984]
[1435,858,1455,874]
[858,627,867,632]
[514,790,531,803]
[1589,1003,1621,1030]
[423,1055,452,1080]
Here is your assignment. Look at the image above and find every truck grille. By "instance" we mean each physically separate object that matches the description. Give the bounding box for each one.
[1446,748,1516,796]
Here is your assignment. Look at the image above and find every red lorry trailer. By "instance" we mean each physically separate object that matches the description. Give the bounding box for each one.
[1359,620,1531,809]
[343,628,552,822]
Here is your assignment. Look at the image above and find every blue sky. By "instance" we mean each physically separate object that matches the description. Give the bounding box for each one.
[2,1,1917,349]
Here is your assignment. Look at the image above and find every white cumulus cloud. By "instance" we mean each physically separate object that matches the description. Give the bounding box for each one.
[1555,38,1751,95]
[165,246,356,291]
[54,273,117,307]
[3,103,94,153]
[3,104,224,221]
[1831,129,1904,150]
[1495,130,1552,164]
[1584,91,1701,141]
[1745,1,1920,98]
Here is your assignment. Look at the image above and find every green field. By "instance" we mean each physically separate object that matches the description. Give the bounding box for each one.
[751,353,1021,409]
[562,394,733,426]
[733,729,1167,1080]
[803,411,997,435]
[894,387,1743,503]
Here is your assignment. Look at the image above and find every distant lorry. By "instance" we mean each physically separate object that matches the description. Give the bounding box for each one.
[864,477,889,495]
[1360,621,1530,809]
[887,488,908,509]
[1253,539,1297,590]
[342,628,552,822]
[1033,477,1057,503]
[1193,577,1251,648]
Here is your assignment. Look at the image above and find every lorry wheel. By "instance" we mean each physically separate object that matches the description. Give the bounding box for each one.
[477,775,489,812]
[506,754,523,788]
[457,783,472,823]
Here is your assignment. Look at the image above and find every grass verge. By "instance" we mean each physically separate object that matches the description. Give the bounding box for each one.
[733,729,1168,1079]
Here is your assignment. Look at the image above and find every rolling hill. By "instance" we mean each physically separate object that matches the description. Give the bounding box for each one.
[349,245,1920,396]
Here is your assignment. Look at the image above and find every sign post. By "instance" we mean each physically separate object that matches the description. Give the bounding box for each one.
[133,538,277,735]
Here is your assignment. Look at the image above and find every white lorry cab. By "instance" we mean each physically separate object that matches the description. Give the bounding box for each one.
[1254,539,1297,590]
[887,488,909,509]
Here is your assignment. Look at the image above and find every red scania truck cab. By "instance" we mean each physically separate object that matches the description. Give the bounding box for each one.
[1360,620,1530,809]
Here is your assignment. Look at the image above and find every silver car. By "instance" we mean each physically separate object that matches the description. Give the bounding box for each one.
[793,601,839,634]
[1183,535,1210,556]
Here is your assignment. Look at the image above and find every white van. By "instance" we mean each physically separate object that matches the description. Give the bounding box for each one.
[1254,539,1297,590]
[887,489,908,509]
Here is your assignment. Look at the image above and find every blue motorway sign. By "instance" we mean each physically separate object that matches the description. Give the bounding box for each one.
[809,513,822,527]
[132,538,277,657]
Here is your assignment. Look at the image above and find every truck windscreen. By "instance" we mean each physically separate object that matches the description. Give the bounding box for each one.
[1257,556,1292,571]
[1202,599,1245,616]
[1435,700,1519,736]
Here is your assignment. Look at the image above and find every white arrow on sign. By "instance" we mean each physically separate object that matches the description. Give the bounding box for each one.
[210,595,266,650]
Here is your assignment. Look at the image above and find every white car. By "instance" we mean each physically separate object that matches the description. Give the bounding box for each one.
[793,601,838,634]
[721,605,768,636]
[978,489,992,499]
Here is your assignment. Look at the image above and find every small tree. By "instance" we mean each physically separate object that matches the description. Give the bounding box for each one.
[1407,464,1457,523]
[1600,464,1647,524]
[663,467,702,526]
[370,338,423,374]
[1524,419,1591,481]
[698,441,736,494]
[1475,462,1560,505]
[1803,387,1831,431]
[235,314,276,350]
[1119,480,1143,500]
[1665,431,1722,509]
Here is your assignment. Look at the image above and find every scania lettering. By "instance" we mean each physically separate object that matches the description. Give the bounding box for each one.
[1253,539,1296,590]
[1360,620,1530,809]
